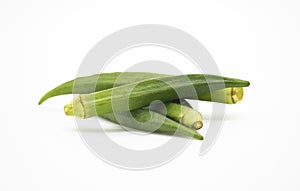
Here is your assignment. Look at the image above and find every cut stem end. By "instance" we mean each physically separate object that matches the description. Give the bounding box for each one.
[231,88,244,103]
[193,121,203,130]
[64,104,74,116]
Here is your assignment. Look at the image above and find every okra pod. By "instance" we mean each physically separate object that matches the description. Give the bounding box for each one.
[101,109,203,140]
[64,74,250,118]
[38,72,244,105]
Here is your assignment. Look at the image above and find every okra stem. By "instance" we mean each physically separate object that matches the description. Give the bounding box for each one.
[198,87,244,104]
[150,102,203,130]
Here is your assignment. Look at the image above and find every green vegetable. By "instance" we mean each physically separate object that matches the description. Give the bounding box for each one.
[150,102,203,130]
[101,109,203,140]
[64,74,250,118]
[38,72,244,105]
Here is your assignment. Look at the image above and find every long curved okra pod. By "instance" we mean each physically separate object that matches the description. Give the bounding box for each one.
[64,74,250,118]
[38,72,244,105]
[101,109,203,140]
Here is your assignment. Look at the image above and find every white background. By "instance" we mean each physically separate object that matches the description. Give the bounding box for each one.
[1,0,300,190]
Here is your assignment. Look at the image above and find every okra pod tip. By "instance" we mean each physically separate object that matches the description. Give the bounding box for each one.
[193,132,204,140]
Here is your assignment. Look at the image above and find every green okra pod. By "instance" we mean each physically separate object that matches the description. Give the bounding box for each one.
[38,72,245,105]
[64,74,250,118]
[101,109,203,140]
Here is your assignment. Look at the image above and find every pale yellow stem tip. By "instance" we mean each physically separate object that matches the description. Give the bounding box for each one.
[193,121,203,130]
[231,88,244,103]
[64,104,74,116]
